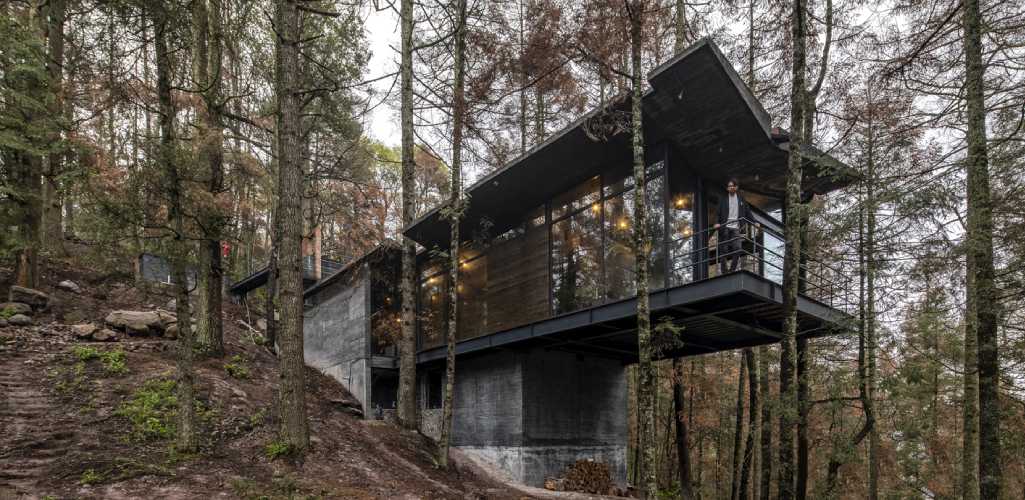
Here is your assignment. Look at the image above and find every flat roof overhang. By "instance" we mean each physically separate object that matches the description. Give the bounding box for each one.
[404,38,857,250]
[416,271,854,364]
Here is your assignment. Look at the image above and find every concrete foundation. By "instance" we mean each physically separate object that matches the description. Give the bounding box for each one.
[420,347,627,487]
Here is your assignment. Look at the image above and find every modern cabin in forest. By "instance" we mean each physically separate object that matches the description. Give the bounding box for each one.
[299,37,855,487]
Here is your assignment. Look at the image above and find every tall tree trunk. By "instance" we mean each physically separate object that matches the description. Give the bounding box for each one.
[673,358,695,499]
[740,349,758,500]
[266,208,279,350]
[674,0,687,52]
[758,345,772,500]
[671,7,694,498]
[518,0,527,154]
[534,87,545,144]
[195,0,225,356]
[865,114,879,500]
[963,256,980,500]
[13,2,45,289]
[795,338,809,500]
[627,1,655,497]
[153,0,197,452]
[962,0,1000,497]
[396,0,418,430]
[732,354,747,500]
[437,0,467,470]
[778,0,806,497]
[42,0,66,253]
[274,0,309,453]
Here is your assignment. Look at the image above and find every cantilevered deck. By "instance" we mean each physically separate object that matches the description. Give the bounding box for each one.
[418,269,850,364]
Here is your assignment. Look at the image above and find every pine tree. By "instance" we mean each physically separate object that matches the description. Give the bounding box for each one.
[273,0,309,453]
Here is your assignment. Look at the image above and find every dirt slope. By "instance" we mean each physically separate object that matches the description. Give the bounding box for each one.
[0,260,532,499]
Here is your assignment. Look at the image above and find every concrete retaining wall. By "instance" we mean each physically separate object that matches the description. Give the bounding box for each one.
[303,265,371,414]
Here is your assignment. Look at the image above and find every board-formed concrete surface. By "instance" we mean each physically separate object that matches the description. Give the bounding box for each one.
[423,348,627,487]
[304,266,371,414]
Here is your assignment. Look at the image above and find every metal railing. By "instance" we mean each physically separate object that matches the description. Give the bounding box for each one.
[669,217,855,313]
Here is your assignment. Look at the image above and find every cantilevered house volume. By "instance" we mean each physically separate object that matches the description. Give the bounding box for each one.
[292,38,855,487]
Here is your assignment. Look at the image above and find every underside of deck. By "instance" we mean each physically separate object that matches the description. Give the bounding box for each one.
[416,270,852,364]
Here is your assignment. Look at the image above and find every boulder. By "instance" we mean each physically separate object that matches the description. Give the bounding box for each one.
[104,310,164,335]
[9,314,33,326]
[92,328,118,342]
[155,309,177,329]
[164,323,178,340]
[72,323,99,339]
[9,286,49,311]
[256,318,267,332]
[0,302,32,316]
[57,280,82,294]
[0,318,7,327]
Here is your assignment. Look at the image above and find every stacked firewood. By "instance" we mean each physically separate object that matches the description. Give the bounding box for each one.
[544,459,615,495]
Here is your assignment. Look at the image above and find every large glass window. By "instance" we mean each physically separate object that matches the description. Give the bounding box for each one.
[646,171,667,290]
[457,251,487,340]
[552,176,600,220]
[604,188,635,301]
[762,230,784,285]
[418,262,447,350]
[602,166,667,301]
[551,205,603,314]
[668,167,695,286]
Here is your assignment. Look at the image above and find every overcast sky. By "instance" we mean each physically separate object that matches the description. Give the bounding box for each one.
[362,5,401,148]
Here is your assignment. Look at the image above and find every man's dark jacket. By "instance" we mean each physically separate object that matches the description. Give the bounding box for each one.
[717,193,754,234]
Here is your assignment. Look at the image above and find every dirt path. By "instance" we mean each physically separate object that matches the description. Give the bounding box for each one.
[0,341,76,497]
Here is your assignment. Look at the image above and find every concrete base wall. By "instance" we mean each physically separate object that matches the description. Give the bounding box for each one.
[458,444,627,487]
[304,266,371,414]
[420,347,626,487]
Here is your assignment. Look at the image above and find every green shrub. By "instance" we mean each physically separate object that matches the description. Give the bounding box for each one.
[72,345,101,361]
[264,440,293,460]
[249,408,267,428]
[54,362,87,395]
[224,354,250,379]
[72,346,128,375]
[79,468,105,485]
[115,378,178,441]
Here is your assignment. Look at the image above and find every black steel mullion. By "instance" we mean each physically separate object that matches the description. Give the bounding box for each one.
[599,172,607,303]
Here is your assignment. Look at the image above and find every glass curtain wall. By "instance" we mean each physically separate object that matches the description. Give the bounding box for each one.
[668,167,696,286]
[603,164,668,302]
[417,158,700,348]
[551,176,603,314]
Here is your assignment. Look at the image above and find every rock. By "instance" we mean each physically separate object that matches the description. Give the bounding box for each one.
[164,323,178,339]
[256,318,267,331]
[92,329,118,342]
[155,309,177,329]
[57,280,82,294]
[0,302,32,316]
[9,286,49,310]
[104,310,164,335]
[62,309,87,324]
[165,298,176,311]
[8,314,33,326]
[72,323,98,339]
[0,318,7,327]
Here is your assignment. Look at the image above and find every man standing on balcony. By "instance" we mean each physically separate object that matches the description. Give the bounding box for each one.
[714,178,754,275]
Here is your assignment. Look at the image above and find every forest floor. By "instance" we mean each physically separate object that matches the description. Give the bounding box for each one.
[0,257,565,499]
